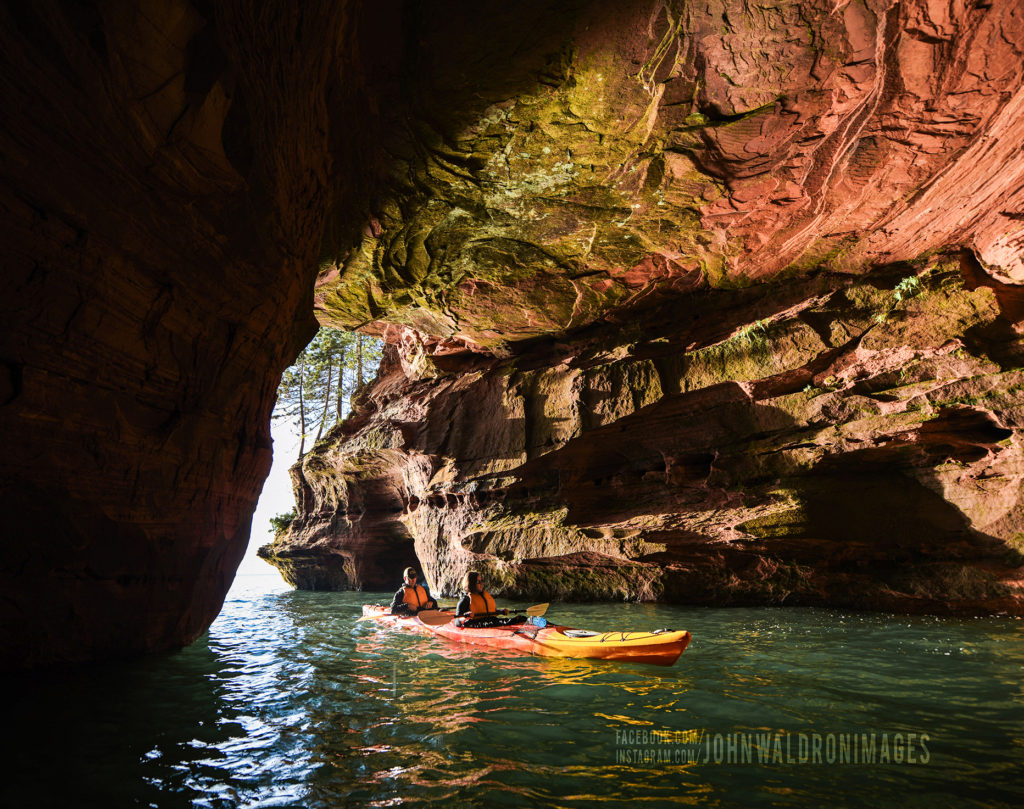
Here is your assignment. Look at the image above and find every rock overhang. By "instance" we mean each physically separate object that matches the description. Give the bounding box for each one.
[314,0,1024,362]
[262,3,1024,613]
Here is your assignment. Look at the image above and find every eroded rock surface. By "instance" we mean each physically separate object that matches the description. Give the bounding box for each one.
[316,0,1024,350]
[5,0,1024,668]
[263,0,1024,612]
[0,1,353,668]
[266,254,1024,611]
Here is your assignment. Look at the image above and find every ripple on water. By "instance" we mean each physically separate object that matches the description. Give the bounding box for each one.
[2,579,1022,808]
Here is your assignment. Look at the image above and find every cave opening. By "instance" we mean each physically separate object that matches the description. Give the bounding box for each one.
[5,3,1024,806]
[3,0,1024,676]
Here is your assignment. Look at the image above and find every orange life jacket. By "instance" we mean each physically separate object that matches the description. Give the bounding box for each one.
[402,583,428,609]
[469,590,497,615]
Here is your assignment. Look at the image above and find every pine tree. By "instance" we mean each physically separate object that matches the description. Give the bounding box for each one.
[274,328,384,460]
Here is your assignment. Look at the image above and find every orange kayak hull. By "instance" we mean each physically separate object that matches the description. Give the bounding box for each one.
[360,604,691,665]
[423,618,690,666]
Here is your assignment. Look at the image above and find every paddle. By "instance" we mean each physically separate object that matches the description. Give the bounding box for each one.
[356,607,452,622]
[416,603,549,627]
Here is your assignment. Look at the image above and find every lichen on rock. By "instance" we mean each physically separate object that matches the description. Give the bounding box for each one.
[6,0,1024,669]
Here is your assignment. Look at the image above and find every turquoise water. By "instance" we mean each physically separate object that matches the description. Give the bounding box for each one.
[4,572,1023,808]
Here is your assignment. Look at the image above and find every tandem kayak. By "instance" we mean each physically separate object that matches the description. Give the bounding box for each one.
[360,604,691,666]
[423,619,690,666]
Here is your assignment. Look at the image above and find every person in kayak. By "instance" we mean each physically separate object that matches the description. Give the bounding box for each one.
[390,567,438,616]
[454,571,524,628]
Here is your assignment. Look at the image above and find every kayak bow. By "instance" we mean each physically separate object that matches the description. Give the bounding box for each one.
[359,604,454,632]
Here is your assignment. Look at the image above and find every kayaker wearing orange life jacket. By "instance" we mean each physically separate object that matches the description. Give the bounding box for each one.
[455,571,525,627]
[455,571,505,619]
[390,567,437,616]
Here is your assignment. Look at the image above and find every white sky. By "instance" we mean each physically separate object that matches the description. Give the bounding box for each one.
[237,416,301,579]
[239,357,377,582]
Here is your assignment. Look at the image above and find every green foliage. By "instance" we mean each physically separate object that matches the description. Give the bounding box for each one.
[869,274,924,327]
[893,275,922,302]
[275,328,384,459]
[733,318,770,345]
[269,509,296,536]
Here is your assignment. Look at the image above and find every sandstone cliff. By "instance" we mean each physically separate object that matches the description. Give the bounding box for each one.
[0,0,363,668]
[4,0,1024,669]
[263,0,1024,613]
[264,254,1024,612]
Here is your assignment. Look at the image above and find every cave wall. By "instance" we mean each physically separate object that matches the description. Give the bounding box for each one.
[0,0,622,669]
[264,255,1024,612]
[0,0,372,669]
[315,0,1024,349]
[263,0,1024,613]
[4,0,1024,668]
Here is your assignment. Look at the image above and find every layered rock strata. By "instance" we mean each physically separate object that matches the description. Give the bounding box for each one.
[316,0,1024,348]
[0,1,355,668]
[266,254,1024,611]
[264,0,1024,613]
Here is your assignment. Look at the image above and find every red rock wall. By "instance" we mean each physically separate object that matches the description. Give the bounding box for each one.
[262,1,1024,613]
[314,0,1024,348]
[268,255,1024,613]
[0,1,348,668]
[5,0,1024,668]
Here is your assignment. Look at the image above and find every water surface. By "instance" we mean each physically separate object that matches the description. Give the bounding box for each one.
[5,573,1022,807]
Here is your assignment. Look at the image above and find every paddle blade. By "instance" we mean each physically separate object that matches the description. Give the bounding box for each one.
[525,603,549,617]
[415,610,455,627]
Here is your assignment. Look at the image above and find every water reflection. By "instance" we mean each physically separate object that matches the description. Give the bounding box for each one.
[3,634,231,807]
[2,579,1022,808]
